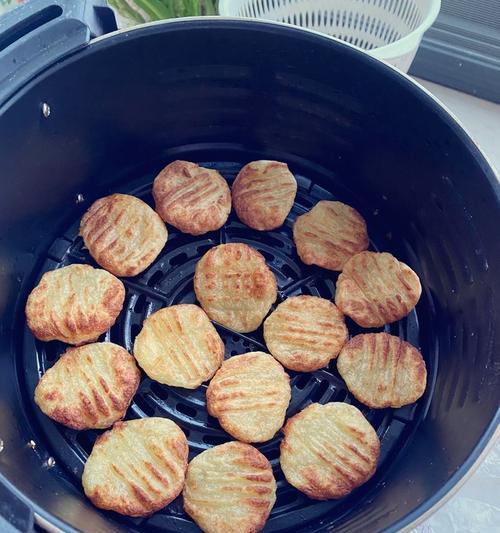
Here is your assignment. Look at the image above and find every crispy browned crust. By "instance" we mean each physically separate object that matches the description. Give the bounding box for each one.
[80,193,167,277]
[82,418,188,517]
[263,295,348,372]
[280,403,380,500]
[194,243,277,333]
[152,160,231,236]
[207,352,291,443]
[25,264,125,345]
[293,201,369,271]
[34,342,140,430]
[183,441,276,533]
[335,251,422,327]
[337,333,427,408]
[232,160,297,231]
[133,304,224,389]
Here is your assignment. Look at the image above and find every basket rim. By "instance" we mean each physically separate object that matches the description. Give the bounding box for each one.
[217,0,442,59]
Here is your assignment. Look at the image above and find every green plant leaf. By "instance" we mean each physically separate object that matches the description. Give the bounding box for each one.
[108,0,147,22]
[111,1,220,21]
[133,0,171,19]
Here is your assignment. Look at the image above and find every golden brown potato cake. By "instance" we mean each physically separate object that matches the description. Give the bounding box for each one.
[337,333,427,408]
[194,243,277,333]
[183,441,276,533]
[82,418,188,517]
[207,352,291,443]
[25,264,125,345]
[34,342,140,430]
[280,403,380,499]
[232,160,297,231]
[335,251,422,327]
[133,304,224,389]
[80,193,167,277]
[263,295,348,372]
[152,160,231,236]
[293,200,369,271]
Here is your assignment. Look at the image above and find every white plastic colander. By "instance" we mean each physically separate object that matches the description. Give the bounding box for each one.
[218,0,441,72]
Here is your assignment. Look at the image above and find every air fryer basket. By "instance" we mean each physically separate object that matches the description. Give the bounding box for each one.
[0,4,498,533]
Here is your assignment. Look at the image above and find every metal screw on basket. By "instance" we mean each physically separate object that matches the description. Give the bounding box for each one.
[76,193,85,204]
[0,438,4,453]
[41,102,51,118]
[46,457,56,468]
[28,439,36,449]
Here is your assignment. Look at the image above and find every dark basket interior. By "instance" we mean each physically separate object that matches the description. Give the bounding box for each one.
[22,160,434,532]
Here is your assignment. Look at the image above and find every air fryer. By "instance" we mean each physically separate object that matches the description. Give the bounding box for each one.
[0,1,498,532]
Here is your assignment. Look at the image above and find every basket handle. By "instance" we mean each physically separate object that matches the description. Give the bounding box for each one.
[0,0,117,104]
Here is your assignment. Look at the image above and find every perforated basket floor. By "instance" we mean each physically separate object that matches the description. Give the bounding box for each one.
[21,160,434,532]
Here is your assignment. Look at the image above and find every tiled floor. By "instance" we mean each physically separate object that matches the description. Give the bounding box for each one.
[410,79,500,533]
